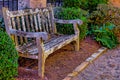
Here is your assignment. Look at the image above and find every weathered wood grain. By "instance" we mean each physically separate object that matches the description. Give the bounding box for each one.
[2,5,82,79]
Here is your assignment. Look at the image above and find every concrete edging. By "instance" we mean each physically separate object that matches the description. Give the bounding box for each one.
[63,47,108,80]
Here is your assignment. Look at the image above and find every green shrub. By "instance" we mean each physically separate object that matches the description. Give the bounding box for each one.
[54,7,88,40]
[92,23,118,49]
[0,29,18,79]
[88,4,120,36]
[63,0,86,8]
[63,0,108,12]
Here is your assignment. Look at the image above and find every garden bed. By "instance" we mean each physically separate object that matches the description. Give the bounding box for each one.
[16,36,101,80]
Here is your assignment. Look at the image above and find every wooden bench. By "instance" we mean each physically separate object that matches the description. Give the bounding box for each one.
[2,5,83,79]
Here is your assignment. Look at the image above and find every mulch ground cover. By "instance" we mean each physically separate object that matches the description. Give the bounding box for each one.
[16,36,101,80]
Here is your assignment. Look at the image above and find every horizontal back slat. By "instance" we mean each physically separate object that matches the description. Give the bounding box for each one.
[6,8,50,17]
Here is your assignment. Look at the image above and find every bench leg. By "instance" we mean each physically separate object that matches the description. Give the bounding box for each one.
[36,38,46,79]
[38,57,45,80]
[74,39,80,51]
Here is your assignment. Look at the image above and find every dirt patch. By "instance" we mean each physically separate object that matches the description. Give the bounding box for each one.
[16,36,101,80]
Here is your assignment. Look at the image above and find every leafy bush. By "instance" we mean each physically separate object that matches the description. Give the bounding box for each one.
[63,0,108,12]
[92,23,118,49]
[89,4,120,36]
[54,7,88,40]
[63,0,86,8]
[0,29,18,79]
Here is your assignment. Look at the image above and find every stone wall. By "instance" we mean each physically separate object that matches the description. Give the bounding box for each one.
[18,0,46,10]
[18,0,120,10]
[18,0,30,10]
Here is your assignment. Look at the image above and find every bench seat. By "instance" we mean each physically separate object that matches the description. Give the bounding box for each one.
[17,34,77,59]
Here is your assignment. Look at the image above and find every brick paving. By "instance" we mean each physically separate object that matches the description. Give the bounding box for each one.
[72,45,120,80]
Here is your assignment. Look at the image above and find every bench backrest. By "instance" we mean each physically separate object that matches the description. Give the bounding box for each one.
[2,6,56,46]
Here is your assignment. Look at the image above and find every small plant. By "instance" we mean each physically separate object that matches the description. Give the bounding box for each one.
[92,23,118,49]
[0,29,18,79]
[88,4,120,36]
[54,7,88,40]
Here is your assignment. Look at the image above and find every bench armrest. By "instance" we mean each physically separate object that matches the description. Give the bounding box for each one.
[54,18,83,25]
[54,18,83,35]
[10,29,48,40]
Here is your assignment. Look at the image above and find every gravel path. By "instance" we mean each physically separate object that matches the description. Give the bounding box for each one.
[72,45,120,80]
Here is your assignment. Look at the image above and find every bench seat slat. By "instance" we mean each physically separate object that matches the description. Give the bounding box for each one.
[16,34,77,57]
[19,53,38,59]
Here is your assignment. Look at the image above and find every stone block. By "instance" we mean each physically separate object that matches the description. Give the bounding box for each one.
[18,0,30,10]
[18,0,46,10]
[74,62,89,72]
[63,77,72,80]
[30,0,46,8]
[67,71,78,77]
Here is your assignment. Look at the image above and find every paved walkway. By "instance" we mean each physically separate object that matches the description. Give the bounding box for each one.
[72,45,120,80]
